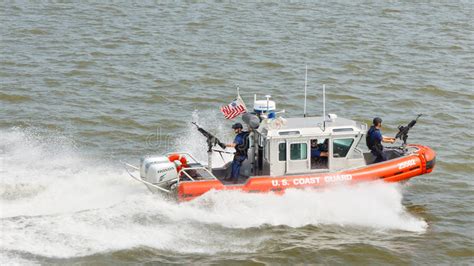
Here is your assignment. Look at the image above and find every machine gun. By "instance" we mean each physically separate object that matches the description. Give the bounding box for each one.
[191,122,226,152]
[395,114,422,146]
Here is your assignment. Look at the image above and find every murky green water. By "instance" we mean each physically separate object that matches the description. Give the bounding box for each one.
[1,1,473,264]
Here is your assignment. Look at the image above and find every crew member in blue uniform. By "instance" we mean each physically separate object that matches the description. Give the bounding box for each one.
[311,139,328,158]
[311,139,329,168]
[366,117,396,163]
[226,123,249,183]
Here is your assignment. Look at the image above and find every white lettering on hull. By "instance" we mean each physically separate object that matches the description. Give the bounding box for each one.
[271,179,289,187]
[398,159,416,170]
[323,174,352,183]
[270,174,353,187]
[292,177,320,186]
[270,175,354,187]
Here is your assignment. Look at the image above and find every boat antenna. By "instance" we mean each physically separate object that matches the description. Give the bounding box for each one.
[236,84,240,97]
[265,95,271,113]
[304,65,308,117]
[323,84,326,131]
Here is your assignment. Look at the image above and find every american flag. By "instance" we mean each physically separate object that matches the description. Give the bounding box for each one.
[220,96,247,120]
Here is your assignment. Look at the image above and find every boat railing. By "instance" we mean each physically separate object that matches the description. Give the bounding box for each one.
[123,162,172,194]
[177,166,218,185]
[357,121,368,131]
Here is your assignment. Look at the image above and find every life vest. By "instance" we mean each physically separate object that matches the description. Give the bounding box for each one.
[366,126,383,152]
[167,154,188,172]
[235,132,250,157]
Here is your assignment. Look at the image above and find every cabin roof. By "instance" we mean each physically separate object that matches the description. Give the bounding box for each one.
[257,116,367,138]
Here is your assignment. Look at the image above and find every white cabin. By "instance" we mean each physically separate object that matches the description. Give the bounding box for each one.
[247,115,369,177]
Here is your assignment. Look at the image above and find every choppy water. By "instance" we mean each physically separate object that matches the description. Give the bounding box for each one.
[1,1,473,264]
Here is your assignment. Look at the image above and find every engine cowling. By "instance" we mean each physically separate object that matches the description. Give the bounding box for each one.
[140,156,178,185]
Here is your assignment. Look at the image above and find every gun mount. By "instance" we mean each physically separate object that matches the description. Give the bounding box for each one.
[395,114,422,146]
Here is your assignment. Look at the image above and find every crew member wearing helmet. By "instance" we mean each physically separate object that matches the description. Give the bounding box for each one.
[225,123,249,183]
[366,117,396,163]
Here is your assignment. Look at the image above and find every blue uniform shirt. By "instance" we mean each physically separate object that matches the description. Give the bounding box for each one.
[311,149,322,157]
[367,126,387,162]
[374,129,382,142]
[233,132,246,146]
[231,132,248,179]
[233,132,248,158]
[367,126,383,153]
[368,127,383,143]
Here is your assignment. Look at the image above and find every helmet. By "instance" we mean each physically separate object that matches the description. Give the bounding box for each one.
[373,117,382,126]
[232,123,243,129]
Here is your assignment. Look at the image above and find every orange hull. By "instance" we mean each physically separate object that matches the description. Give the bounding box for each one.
[178,145,436,201]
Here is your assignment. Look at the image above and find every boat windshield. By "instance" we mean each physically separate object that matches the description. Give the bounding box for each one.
[180,167,217,181]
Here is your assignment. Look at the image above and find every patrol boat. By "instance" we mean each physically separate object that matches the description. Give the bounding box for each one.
[125,96,436,201]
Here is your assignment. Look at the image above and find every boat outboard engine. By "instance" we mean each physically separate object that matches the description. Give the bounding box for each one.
[140,156,179,186]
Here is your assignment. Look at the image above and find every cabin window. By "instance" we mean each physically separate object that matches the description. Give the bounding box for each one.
[349,135,364,159]
[333,138,354,158]
[333,128,354,132]
[279,131,300,136]
[290,143,308,160]
[278,143,286,161]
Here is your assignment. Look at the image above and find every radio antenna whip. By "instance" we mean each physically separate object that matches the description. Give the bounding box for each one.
[323,84,326,131]
[304,65,308,117]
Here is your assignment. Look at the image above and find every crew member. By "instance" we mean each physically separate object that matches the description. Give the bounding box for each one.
[311,140,328,158]
[311,139,328,168]
[366,117,396,163]
[226,123,249,183]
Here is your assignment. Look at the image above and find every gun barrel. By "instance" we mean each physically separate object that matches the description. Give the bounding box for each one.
[192,122,209,136]
[407,120,416,128]
[192,122,225,150]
